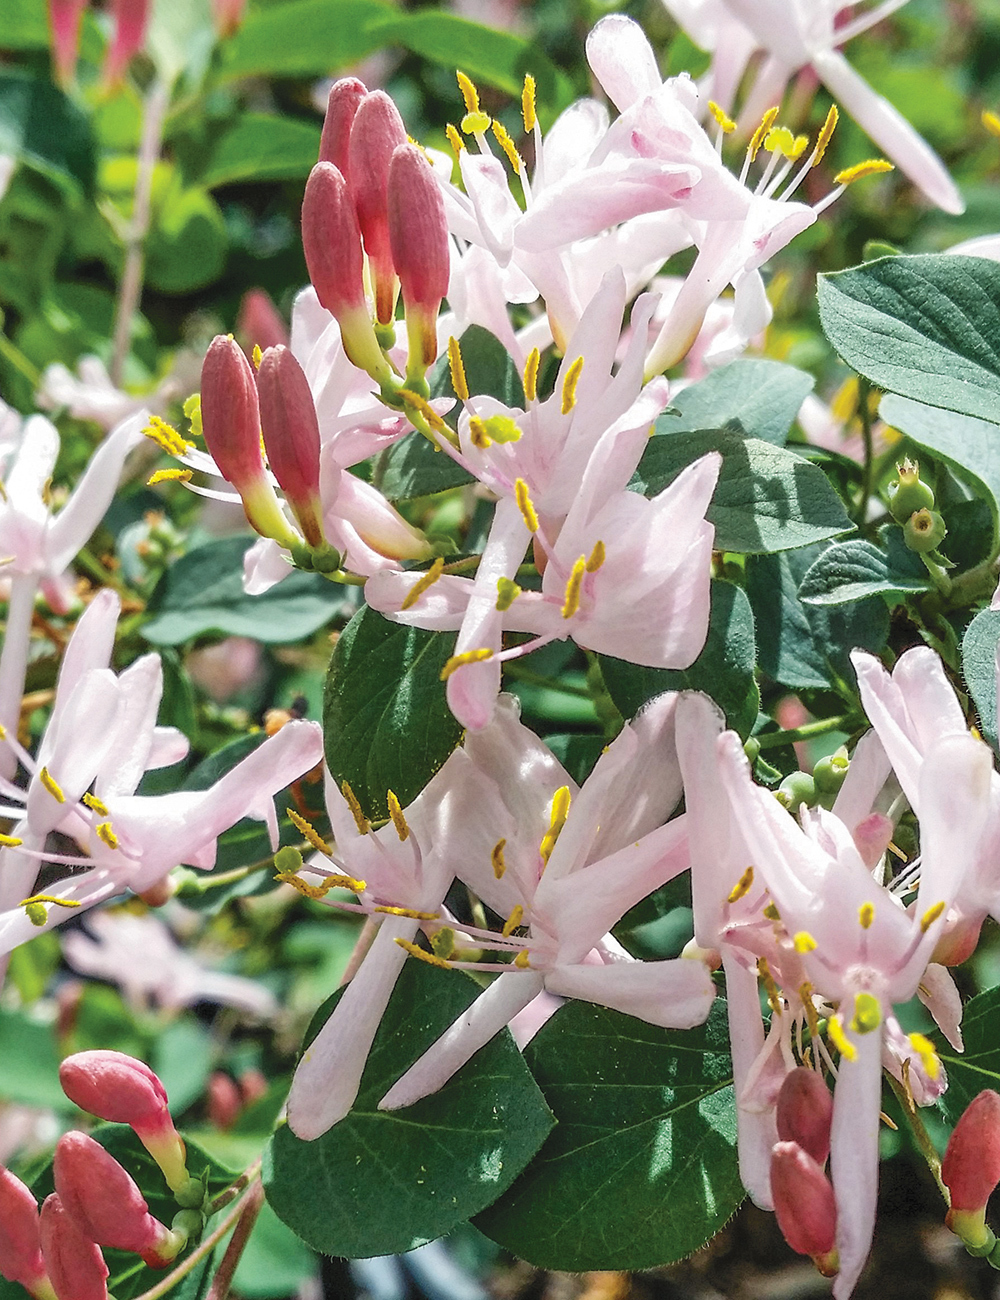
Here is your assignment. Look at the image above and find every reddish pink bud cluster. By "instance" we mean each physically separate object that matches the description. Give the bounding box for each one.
[770,1068,838,1278]
[942,1089,1000,1250]
[207,1068,267,1130]
[0,1166,54,1299]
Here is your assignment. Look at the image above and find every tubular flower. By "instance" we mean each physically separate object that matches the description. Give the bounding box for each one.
[38,1195,108,1300]
[0,1167,55,1300]
[942,1090,1000,1249]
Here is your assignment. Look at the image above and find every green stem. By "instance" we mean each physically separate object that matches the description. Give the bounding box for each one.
[885,1071,949,1203]
[0,327,40,387]
[755,716,849,751]
[855,377,875,530]
[207,1160,262,1216]
[501,663,591,698]
[133,1181,260,1300]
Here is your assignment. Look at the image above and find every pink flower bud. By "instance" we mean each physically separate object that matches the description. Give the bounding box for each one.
[388,144,450,377]
[240,1068,268,1106]
[39,1195,109,1300]
[211,0,246,38]
[776,1068,833,1166]
[257,346,324,547]
[58,1051,189,1194]
[102,0,151,88]
[0,1167,50,1295]
[851,812,894,870]
[319,78,367,180]
[236,288,288,356]
[942,1090,1000,1247]
[771,1142,838,1275]
[348,91,406,325]
[208,1072,243,1130]
[933,911,984,967]
[55,1132,181,1268]
[47,0,88,86]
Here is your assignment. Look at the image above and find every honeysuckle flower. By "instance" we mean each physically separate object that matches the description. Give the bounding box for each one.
[39,1194,108,1300]
[658,0,757,114]
[378,692,716,1113]
[37,351,202,432]
[47,0,88,85]
[0,1166,53,1300]
[102,0,152,89]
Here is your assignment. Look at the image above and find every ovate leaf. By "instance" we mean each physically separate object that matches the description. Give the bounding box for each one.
[658,357,814,446]
[798,537,931,606]
[221,0,394,79]
[201,115,323,189]
[937,986,1000,1123]
[0,69,96,194]
[962,608,1000,753]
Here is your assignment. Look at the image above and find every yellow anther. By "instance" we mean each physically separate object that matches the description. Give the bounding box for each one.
[983,110,1000,139]
[252,344,263,370]
[788,134,809,160]
[39,767,65,804]
[96,821,118,850]
[0,723,5,738]
[0,831,23,848]
[851,991,881,1034]
[387,789,410,841]
[707,100,736,134]
[445,123,465,155]
[83,792,109,816]
[275,871,366,899]
[827,1014,857,1061]
[514,949,531,969]
[401,557,445,611]
[147,468,192,486]
[834,158,894,186]
[143,415,193,457]
[793,930,817,954]
[448,336,469,401]
[483,415,521,444]
[539,786,571,865]
[560,356,584,414]
[908,1032,941,1080]
[757,956,782,1017]
[764,125,795,156]
[468,416,492,449]
[395,936,451,969]
[503,904,524,937]
[462,110,491,136]
[514,478,539,532]
[748,106,780,161]
[184,393,203,439]
[492,119,523,173]
[400,389,448,434]
[585,540,606,573]
[561,556,586,620]
[492,838,507,879]
[431,926,456,959]
[799,981,821,1042]
[341,781,370,836]
[921,900,946,932]
[763,902,781,922]
[812,104,839,166]
[374,905,439,920]
[523,348,539,403]
[456,70,480,115]
[858,902,875,930]
[20,893,82,911]
[440,647,494,681]
[496,577,521,611]
[522,74,536,133]
[286,807,334,857]
[728,865,754,904]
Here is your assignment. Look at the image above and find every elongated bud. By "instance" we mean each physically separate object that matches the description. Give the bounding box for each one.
[319,77,367,179]
[236,288,288,355]
[943,1090,1000,1249]
[54,1132,184,1268]
[39,1195,109,1300]
[103,0,151,88]
[776,1068,833,1166]
[201,336,300,549]
[47,0,88,86]
[58,1051,190,1194]
[211,0,246,38]
[348,91,406,325]
[301,163,394,387]
[0,1168,54,1299]
[257,346,324,548]
[208,1072,243,1130]
[888,458,935,523]
[388,143,450,381]
[771,1142,838,1276]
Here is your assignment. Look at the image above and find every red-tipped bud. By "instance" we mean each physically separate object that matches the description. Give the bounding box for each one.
[39,1195,109,1300]
[942,1090,1000,1248]
[102,0,151,88]
[0,1167,52,1297]
[776,1068,833,1167]
[211,0,246,38]
[208,1072,243,1131]
[388,144,450,378]
[319,77,367,180]
[257,346,324,547]
[47,0,88,87]
[236,289,288,356]
[58,1052,189,1194]
[771,1142,838,1275]
[348,91,406,325]
[54,1132,182,1268]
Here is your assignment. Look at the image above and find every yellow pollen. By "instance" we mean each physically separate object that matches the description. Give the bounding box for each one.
[514,949,531,969]
[908,1032,941,1080]
[921,900,946,932]
[483,415,521,443]
[827,1014,857,1061]
[858,902,875,929]
[341,781,370,836]
[39,767,65,804]
[492,838,507,879]
[468,416,492,449]
[400,389,448,434]
[147,468,192,486]
[431,926,456,959]
[764,125,796,157]
[462,110,491,136]
[788,134,809,160]
[440,647,494,681]
[728,865,754,904]
[561,556,586,620]
[401,557,445,611]
[83,792,109,816]
[96,821,118,850]
[799,981,821,1041]
[748,106,780,161]
[561,356,584,414]
[514,478,539,532]
[395,936,451,969]
[496,577,521,611]
[0,833,23,847]
[21,893,82,912]
[539,786,571,865]
[585,540,605,573]
[252,344,263,370]
[456,70,481,115]
[0,723,5,738]
[386,790,410,841]
[275,871,366,898]
[851,991,881,1034]
[503,904,524,937]
[492,120,523,173]
[793,930,817,954]
[763,902,781,921]
[286,807,334,857]
[834,158,894,186]
[144,415,192,457]
[374,905,438,920]
[522,74,536,133]
[448,336,469,401]
[183,393,203,439]
[707,100,736,134]
[812,104,839,166]
[757,956,782,1017]
[523,348,539,403]
[983,110,1000,139]
[446,123,465,155]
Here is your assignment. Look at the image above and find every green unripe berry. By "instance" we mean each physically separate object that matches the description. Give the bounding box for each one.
[290,542,315,570]
[776,770,816,813]
[171,1207,204,1240]
[743,737,760,764]
[175,1177,206,1210]
[813,752,849,795]
[310,542,342,574]
[904,508,947,553]
[888,460,935,523]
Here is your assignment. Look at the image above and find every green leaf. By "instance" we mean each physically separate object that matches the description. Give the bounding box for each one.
[220,0,396,80]
[937,986,1000,1124]
[632,427,853,554]
[818,254,1000,426]
[798,537,932,606]
[142,536,349,645]
[599,581,759,738]
[153,1019,216,1116]
[0,69,96,194]
[0,1007,66,1110]
[658,358,814,446]
[201,114,323,189]
[145,185,227,294]
[264,959,555,1258]
[962,608,1000,752]
[474,998,743,1271]
[323,606,461,821]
